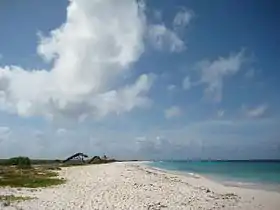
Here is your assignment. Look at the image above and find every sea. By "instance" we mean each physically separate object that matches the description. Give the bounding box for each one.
[148,160,280,192]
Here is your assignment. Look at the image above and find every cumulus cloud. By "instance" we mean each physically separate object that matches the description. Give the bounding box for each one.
[0,0,155,120]
[147,7,192,53]
[164,106,182,119]
[196,50,245,102]
[147,7,193,53]
[148,24,185,52]
[244,104,268,118]
[135,118,280,160]
[0,118,279,159]
[173,9,193,30]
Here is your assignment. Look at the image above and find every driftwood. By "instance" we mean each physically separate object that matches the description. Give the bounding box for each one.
[63,153,115,165]
[88,156,102,164]
[63,153,89,163]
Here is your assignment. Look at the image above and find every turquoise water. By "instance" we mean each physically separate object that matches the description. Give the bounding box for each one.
[149,160,280,188]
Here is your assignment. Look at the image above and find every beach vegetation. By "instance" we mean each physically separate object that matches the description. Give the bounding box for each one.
[6,157,31,168]
[0,194,34,207]
[0,195,34,202]
[0,165,65,188]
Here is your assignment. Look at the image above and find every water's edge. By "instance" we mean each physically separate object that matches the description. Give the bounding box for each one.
[145,161,280,193]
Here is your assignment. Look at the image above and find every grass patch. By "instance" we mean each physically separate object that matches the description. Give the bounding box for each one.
[0,166,66,188]
[0,195,34,202]
[0,195,35,207]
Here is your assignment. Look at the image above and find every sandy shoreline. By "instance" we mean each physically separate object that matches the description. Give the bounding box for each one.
[1,162,280,210]
[145,163,280,193]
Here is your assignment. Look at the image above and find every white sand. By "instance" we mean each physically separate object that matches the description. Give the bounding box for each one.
[1,162,280,210]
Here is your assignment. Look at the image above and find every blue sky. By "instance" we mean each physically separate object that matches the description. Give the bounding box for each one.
[0,0,279,159]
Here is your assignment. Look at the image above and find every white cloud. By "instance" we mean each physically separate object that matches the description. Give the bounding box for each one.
[147,7,193,53]
[182,76,191,90]
[0,118,279,159]
[196,50,245,102]
[173,9,193,29]
[0,0,154,120]
[148,24,185,52]
[164,106,182,119]
[135,118,280,159]
[167,84,176,91]
[244,104,268,118]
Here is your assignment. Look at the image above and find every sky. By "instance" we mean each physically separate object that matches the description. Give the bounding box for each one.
[0,0,279,160]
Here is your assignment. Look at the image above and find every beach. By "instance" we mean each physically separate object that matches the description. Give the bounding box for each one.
[1,162,280,210]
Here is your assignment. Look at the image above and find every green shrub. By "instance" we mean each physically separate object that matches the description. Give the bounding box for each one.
[7,157,31,168]
[0,166,66,188]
